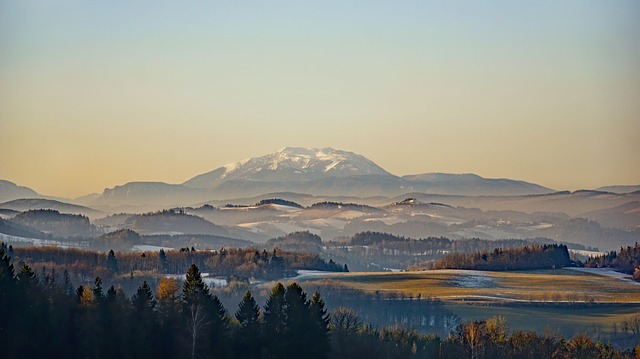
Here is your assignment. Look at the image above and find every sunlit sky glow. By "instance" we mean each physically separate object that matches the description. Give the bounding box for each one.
[1,1,639,198]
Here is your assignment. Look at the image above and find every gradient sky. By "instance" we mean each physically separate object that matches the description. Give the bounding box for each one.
[1,1,639,198]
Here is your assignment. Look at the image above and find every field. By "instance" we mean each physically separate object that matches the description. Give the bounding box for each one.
[293,268,640,344]
[296,268,640,303]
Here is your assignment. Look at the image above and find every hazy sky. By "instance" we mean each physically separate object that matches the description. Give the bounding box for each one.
[1,1,639,198]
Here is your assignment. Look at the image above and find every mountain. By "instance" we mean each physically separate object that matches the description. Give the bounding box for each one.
[183,147,552,198]
[89,147,556,207]
[0,180,42,202]
[0,198,105,219]
[579,201,640,230]
[401,173,552,196]
[596,185,640,194]
[87,182,209,210]
[183,147,393,188]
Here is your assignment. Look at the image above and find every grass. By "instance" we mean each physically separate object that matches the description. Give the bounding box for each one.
[297,268,640,303]
[292,268,640,346]
[444,303,640,338]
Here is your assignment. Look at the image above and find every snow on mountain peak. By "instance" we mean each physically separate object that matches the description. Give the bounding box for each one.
[183,147,392,189]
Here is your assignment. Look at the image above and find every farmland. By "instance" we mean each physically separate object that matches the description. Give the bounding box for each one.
[292,267,640,345]
[295,268,640,303]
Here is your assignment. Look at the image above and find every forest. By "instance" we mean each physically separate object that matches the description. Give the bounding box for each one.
[413,244,573,271]
[1,244,636,359]
[585,243,640,280]
[3,242,346,287]
[323,232,582,271]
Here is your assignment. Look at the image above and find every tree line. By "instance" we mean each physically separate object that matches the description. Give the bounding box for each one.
[4,243,346,284]
[585,243,640,281]
[1,245,636,359]
[414,244,573,271]
[324,232,580,271]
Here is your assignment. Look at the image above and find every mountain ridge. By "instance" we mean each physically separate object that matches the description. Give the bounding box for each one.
[183,147,394,189]
[1,147,568,207]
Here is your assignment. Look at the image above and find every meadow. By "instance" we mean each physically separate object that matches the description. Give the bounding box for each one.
[294,268,640,346]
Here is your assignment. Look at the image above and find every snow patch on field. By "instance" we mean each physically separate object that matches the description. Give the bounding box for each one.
[0,233,82,248]
[165,273,228,287]
[238,222,268,233]
[332,210,366,220]
[305,218,348,229]
[449,273,496,288]
[294,270,343,280]
[132,245,174,252]
[567,267,640,286]
[364,217,406,225]
[270,222,322,235]
[568,249,605,257]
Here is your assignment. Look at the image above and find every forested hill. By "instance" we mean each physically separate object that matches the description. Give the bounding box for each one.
[585,243,640,279]
[414,244,573,271]
[11,209,97,238]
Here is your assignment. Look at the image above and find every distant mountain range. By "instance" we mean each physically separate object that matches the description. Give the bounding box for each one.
[0,198,105,219]
[1,147,638,209]
[76,147,557,208]
[0,180,42,202]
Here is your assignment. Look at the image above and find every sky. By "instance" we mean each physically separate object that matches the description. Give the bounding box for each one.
[1,1,639,198]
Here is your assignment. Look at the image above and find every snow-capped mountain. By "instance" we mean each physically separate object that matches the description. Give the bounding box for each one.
[62,147,558,208]
[183,147,394,189]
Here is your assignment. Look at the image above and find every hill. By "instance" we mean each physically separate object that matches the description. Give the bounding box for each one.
[579,201,640,230]
[596,185,640,194]
[0,180,42,202]
[0,198,105,219]
[10,209,98,238]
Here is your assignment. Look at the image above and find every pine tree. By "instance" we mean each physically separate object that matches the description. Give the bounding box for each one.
[131,281,157,359]
[236,290,260,328]
[183,264,209,305]
[309,291,331,359]
[284,283,311,357]
[132,280,156,312]
[235,291,261,358]
[208,294,230,357]
[107,250,118,274]
[182,264,210,359]
[92,276,104,303]
[159,249,169,273]
[0,246,16,355]
[62,269,73,295]
[263,282,287,358]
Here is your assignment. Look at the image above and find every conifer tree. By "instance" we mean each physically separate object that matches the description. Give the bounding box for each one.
[131,281,157,359]
[208,294,230,357]
[182,264,210,359]
[284,283,312,357]
[132,280,156,312]
[263,282,287,358]
[92,276,104,303]
[183,263,209,305]
[0,246,16,356]
[309,291,331,359]
[235,291,261,358]
[62,269,73,295]
[107,249,118,274]
[159,249,169,273]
